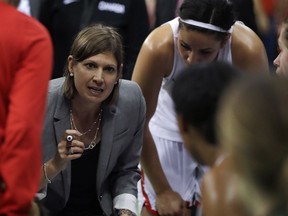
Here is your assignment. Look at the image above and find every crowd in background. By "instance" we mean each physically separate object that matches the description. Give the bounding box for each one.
[17,0,288,76]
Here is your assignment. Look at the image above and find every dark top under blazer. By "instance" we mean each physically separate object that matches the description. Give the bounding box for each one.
[40,78,146,215]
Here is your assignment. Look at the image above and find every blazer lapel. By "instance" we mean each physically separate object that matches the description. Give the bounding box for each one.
[96,105,117,193]
[53,92,71,202]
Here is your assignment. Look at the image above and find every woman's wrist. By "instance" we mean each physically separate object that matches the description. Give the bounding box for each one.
[42,158,66,185]
[43,163,51,184]
[52,153,68,171]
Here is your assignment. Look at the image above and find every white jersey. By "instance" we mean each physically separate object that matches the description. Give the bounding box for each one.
[149,17,233,142]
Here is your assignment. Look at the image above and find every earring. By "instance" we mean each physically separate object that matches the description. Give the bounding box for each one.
[69,72,74,77]
[115,80,118,85]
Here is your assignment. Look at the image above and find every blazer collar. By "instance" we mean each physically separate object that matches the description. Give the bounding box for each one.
[53,88,70,145]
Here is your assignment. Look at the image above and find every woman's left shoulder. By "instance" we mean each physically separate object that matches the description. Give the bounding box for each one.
[231,22,264,52]
[231,22,269,73]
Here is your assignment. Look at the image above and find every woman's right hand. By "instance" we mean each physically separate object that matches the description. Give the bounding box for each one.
[53,129,85,171]
[40,129,85,188]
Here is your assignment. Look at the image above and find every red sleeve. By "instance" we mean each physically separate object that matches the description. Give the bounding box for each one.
[0,12,53,216]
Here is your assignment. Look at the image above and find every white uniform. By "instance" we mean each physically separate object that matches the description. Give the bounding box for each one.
[138,17,233,213]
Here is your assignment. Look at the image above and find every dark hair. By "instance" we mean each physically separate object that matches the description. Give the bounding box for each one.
[178,0,236,40]
[63,24,123,105]
[172,61,241,144]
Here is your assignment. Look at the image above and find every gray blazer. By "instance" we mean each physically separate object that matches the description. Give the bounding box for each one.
[41,78,146,215]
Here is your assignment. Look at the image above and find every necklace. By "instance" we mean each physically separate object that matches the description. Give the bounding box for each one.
[70,109,103,150]
[70,110,99,136]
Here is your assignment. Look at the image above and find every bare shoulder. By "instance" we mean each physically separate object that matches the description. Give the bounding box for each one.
[132,23,175,83]
[232,22,262,46]
[139,23,174,73]
[132,23,175,116]
[201,165,227,216]
[231,22,269,74]
[201,158,246,216]
[202,160,231,201]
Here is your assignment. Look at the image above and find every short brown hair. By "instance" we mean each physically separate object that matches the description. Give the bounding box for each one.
[63,24,124,105]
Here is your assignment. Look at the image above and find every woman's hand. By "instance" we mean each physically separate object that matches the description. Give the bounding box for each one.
[40,129,85,188]
[54,129,85,170]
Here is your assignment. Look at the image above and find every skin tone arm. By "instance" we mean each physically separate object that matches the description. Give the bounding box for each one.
[231,22,270,74]
[132,25,187,215]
